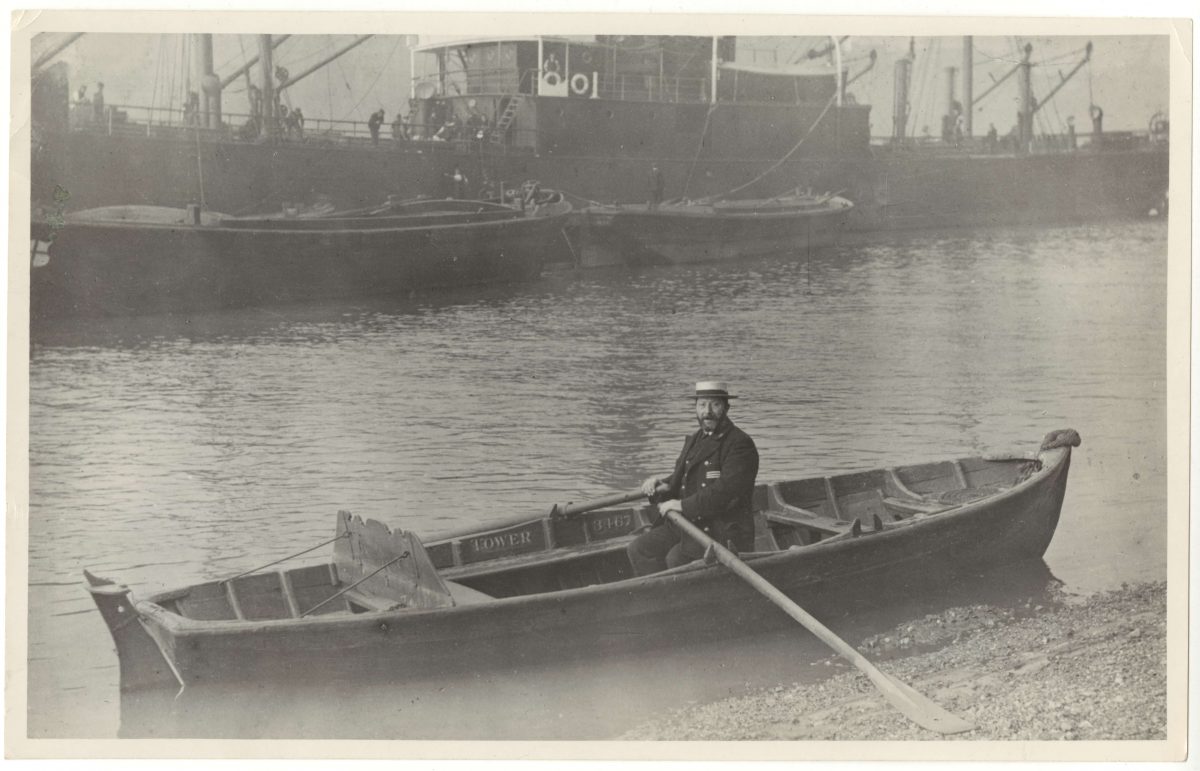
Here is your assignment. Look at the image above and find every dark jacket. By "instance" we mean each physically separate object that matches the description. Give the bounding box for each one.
[661,418,759,542]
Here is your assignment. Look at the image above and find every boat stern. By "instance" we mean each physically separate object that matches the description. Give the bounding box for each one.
[83,570,184,692]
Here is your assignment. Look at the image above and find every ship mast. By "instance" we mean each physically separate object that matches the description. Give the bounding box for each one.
[1017,43,1033,152]
[258,35,276,139]
[962,36,973,137]
[892,39,914,142]
[219,35,290,89]
[276,36,373,90]
[33,32,85,73]
[832,36,843,107]
[194,34,221,128]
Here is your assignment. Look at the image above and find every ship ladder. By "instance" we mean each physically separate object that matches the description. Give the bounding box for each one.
[490,95,524,146]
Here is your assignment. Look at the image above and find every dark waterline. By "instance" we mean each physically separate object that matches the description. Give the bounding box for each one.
[26,219,1168,738]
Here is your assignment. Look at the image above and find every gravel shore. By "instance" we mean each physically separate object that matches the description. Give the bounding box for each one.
[622,581,1167,741]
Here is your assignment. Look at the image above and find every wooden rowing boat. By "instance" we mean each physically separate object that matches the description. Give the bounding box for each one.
[573,191,853,267]
[86,429,1078,693]
[31,192,572,319]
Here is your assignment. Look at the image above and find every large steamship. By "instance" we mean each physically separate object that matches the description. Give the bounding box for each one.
[31,34,1168,236]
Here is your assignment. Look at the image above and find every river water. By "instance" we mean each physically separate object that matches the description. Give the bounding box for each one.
[24,219,1169,740]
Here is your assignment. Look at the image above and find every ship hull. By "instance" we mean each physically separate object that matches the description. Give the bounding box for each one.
[32,128,1168,244]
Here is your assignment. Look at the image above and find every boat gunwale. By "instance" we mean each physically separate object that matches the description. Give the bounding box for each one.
[52,200,572,238]
[131,445,1069,636]
[585,196,853,221]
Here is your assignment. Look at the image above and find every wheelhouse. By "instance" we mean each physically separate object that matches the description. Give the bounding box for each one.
[406,36,859,155]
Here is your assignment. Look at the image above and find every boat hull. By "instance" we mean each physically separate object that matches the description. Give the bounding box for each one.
[87,439,1073,692]
[575,198,852,267]
[31,201,571,318]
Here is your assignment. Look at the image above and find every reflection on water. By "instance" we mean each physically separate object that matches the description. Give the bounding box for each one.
[117,560,1061,740]
[26,220,1168,738]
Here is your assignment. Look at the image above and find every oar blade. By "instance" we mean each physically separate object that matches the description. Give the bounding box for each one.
[866,668,976,735]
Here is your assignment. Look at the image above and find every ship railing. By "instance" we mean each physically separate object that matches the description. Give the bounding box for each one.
[66,102,543,150]
[411,67,531,97]
[593,74,710,103]
[412,68,711,104]
[870,128,1153,155]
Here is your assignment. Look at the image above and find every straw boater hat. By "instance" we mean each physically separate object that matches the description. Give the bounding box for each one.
[692,380,738,399]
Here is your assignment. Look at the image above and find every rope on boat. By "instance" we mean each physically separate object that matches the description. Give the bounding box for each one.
[224,532,349,582]
[553,187,607,207]
[696,89,839,205]
[300,551,409,617]
[194,125,207,211]
[682,102,720,198]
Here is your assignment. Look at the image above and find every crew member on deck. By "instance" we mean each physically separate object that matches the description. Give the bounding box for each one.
[93,82,105,122]
[248,84,262,123]
[447,165,470,198]
[627,381,759,576]
[368,108,385,145]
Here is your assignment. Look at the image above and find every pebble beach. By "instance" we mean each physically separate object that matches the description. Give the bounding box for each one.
[622,582,1168,741]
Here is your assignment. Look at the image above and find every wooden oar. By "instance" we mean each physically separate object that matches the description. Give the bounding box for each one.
[663,509,975,735]
[551,487,647,518]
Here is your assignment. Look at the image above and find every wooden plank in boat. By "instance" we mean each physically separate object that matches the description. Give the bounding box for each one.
[836,489,890,523]
[174,581,238,621]
[425,541,456,569]
[577,507,645,542]
[893,461,961,495]
[959,456,1033,488]
[770,478,834,517]
[229,572,291,621]
[827,469,891,498]
[333,513,455,610]
[766,507,851,535]
[883,497,948,515]
[286,563,344,615]
[441,539,629,581]
[456,520,547,564]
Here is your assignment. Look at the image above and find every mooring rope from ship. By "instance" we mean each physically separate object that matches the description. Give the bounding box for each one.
[682,102,720,198]
[193,125,206,211]
[695,89,839,205]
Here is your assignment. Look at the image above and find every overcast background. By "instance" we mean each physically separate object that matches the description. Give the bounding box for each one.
[34,33,1169,138]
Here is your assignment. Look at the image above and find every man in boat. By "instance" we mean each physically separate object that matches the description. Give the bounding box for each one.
[627,381,759,576]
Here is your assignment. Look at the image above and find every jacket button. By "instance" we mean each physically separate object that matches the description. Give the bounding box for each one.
[704,460,709,465]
